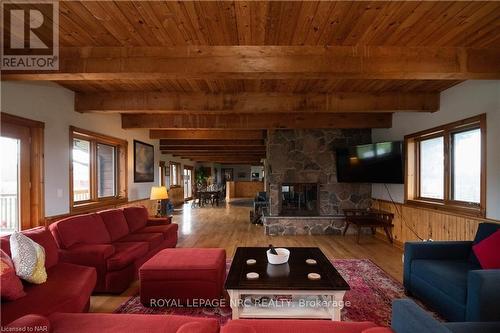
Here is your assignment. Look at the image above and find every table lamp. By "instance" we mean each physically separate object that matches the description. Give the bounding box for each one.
[150,186,169,217]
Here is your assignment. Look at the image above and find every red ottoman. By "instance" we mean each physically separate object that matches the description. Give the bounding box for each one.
[139,248,226,307]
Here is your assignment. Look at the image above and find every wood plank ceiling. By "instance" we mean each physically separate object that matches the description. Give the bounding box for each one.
[3,1,500,164]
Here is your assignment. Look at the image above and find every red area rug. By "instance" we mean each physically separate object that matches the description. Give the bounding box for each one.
[114,259,408,326]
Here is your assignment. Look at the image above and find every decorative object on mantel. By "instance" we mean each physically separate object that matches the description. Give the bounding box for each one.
[150,186,169,217]
[134,140,154,183]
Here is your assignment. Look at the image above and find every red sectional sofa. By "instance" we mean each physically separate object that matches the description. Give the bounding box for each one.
[5,313,219,333]
[49,206,178,293]
[0,227,97,326]
[221,320,391,333]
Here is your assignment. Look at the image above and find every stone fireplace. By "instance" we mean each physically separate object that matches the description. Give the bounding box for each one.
[263,129,372,235]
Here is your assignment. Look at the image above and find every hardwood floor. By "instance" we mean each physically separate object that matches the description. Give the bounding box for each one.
[90,199,403,313]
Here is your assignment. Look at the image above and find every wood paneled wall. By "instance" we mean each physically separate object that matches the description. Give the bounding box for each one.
[372,199,499,247]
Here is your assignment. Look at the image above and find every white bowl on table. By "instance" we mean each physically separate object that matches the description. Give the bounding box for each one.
[266,248,290,265]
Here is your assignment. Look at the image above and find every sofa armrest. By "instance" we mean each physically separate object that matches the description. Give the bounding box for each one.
[391,299,451,333]
[466,269,500,321]
[147,216,172,226]
[403,241,472,290]
[4,315,51,331]
[59,243,115,267]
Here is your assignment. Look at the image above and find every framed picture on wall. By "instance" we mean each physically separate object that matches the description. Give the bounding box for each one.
[134,140,154,183]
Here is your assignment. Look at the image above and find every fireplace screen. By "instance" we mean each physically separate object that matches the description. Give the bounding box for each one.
[280,183,319,216]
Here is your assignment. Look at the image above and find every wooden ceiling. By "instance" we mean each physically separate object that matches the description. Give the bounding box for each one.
[3,1,500,164]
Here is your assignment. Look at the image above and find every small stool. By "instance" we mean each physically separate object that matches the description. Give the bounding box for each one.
[139,248,226,307]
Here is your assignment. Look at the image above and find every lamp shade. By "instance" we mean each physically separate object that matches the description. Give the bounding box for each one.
[150,186,169,200]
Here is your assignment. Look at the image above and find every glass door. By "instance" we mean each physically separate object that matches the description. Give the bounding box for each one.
[184,167,193,200]
[0,137,21,234]
[1,122,30,233]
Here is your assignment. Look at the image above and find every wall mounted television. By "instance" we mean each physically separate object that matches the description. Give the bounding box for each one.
[336,141,404,184]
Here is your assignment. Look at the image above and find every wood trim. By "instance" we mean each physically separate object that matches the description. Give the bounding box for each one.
[0,113,44,128]
[378,199,500,224]
[1,113,45,229]
[404,114,486,218]
[44,197,153,225]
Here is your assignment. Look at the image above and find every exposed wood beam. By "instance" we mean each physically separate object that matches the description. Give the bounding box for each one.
[150,129,265,140]
[75,92,439,113]
[3,46,499,81]
[160,139,264,146]
[169,150,266,157]
[162,147,265,153]
[123,113,392,129]
[178,156,263,163]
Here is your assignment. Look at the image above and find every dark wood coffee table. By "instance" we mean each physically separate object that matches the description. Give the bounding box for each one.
[225,247,350,320]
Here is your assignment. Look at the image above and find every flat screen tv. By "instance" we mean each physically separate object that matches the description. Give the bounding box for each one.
[336,141,404,184]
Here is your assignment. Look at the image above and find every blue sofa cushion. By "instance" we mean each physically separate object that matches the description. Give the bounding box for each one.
[412,259,469,303]
[468,223,500,269]
[445,322,500,333]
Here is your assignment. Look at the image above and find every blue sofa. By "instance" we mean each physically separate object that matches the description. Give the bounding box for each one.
[403,222,500,322]
[392,299,500,333]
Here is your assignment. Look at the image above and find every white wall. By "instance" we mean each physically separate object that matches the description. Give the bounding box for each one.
[372,80,500,220]
[1,81,161,216]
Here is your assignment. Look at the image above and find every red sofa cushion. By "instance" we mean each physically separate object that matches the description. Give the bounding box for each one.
[177,322,213,333]
[139,224,178,239]
[0,249,26,301]
[49,313,219,333]
[0,262,96,325]
[473,229,500,269]
[107,242,149,271]
[140,248,225,282]
[5,314,51,332]
[118,233,163,250]
[221,323,256,333]
[1,227,59,269]
[50,214,111,248]
[98,209,130,241]
[221,320,378,333]
[362,328,395,333]
[123,206,149,232]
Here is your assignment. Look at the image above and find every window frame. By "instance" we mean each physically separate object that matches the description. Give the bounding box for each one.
[169,161,181,188]
[69,126,128,213]
[404,114,486,217]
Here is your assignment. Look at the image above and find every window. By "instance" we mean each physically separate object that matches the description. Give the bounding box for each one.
[405,114,486,217]
[419,136,444,200]
[169,162,181,187]
[70,127,128,212]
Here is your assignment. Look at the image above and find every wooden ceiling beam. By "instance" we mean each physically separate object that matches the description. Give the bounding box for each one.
[150,129,265,140]
[176,156,263,163]
[160,139,264,146]
[161,147,265,152]
[3,46,499,81]
[123,113,392,129]
[75,91,439,113]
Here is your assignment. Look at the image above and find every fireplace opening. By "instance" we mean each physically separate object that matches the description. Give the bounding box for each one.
[280,183,319,216]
